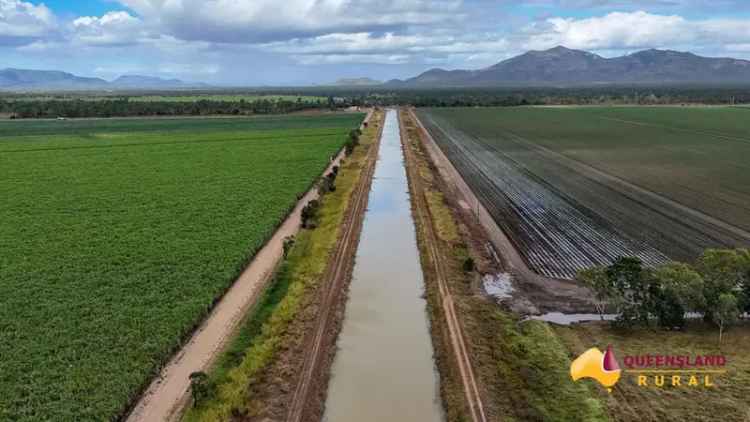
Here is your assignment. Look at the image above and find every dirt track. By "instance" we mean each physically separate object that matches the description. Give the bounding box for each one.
[400,109,488,422]
[284,111,383,422]
[125,110,373,422]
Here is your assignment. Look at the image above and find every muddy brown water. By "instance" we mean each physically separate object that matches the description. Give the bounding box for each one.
[323,109,444,422]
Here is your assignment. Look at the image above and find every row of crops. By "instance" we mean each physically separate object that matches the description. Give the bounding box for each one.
[417,110,670,279]
[417,106,750,279]
[0,113,364,421]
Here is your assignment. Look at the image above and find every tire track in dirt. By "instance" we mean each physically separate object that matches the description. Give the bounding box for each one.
[285,111,383,422]
[400,109,488,422]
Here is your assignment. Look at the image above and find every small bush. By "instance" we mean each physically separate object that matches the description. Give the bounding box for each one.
[283,236,296,258]
[301,199,320,229]
[463,257,475,273]
[189,371,211,407]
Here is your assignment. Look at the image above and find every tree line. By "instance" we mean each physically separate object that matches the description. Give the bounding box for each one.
[579,249,750,341]
[291,86,750,107]
[3,85,749,119]
[0,97,333,119]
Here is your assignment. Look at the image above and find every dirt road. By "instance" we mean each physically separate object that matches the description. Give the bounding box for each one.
[400,109,488,422]
[285,111,383,422]
[125,111,373,422]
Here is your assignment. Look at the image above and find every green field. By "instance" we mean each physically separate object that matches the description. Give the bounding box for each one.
[0,113,362,421]
[418,106,750,267]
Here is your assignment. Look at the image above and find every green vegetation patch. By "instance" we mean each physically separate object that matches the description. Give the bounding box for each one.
[0,113,363,421]
[469,307,609,422]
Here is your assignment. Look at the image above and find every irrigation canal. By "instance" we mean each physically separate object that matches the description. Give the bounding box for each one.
[323,109,444,421]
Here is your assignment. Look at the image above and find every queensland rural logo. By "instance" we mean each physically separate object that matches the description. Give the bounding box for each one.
[570,345,727,392]
[570,345,621,392]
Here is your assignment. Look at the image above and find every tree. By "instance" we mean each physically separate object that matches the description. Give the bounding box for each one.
[606,257,648,327]
[649,263,705,329]
[697,249,745,322]
[301,199,320,229]
[344,129,361,156]
[713,293,740,344]
[736,249,750,314]
[578,267,617,320]
[318,171,337,195]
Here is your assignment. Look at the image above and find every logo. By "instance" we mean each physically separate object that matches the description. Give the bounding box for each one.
[571,345,727,392]
[570,345,622,393]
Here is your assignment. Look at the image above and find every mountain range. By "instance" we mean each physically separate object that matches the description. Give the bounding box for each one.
[331,77,382,86]
[3,47,750,90]
[387,46,750,87]
[0,69,206,91]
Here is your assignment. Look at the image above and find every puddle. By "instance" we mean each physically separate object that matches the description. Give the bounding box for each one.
[483,273,514,301]
[529,312,617,325]
[528,312,725,326]
[323,110,444,422]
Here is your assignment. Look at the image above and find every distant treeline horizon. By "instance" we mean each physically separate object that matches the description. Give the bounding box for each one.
[1,85,748,118]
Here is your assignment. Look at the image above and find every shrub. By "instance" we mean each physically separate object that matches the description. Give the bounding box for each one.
[301,199,320,229]
[463,257,475,273]
[189,371,211,407]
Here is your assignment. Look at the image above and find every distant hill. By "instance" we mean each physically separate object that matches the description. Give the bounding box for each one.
[331,77,382,86]
[0,69,109,90]
[388,46,750,87]
[110,75,205,89]
[0,68,208,91]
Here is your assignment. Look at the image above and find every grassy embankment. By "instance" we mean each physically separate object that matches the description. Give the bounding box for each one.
[184,111,381,421]
[401,111,608,422]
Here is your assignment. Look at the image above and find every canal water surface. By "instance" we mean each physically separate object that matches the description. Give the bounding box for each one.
[323,109,444,422]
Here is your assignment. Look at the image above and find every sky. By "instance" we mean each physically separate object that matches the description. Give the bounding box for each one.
[2,0,750,85]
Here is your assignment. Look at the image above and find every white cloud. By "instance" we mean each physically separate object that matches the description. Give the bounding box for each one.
[0,0,56,44]
[117,0,462,43]
[72,11,148,46]
[292,53,412,65]
[263,32,511,66]
[522,11,750,53]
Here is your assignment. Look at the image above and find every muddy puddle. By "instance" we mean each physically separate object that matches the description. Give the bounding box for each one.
[529,312,616,325]
[323,109,444,422]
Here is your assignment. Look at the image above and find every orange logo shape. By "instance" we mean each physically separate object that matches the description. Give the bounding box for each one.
[570,345,622,393]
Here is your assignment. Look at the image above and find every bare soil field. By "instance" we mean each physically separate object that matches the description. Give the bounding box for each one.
[416,106,750,279]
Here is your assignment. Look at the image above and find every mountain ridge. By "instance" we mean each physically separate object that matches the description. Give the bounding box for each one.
[388,46,750,87]
[0,68,207,91]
